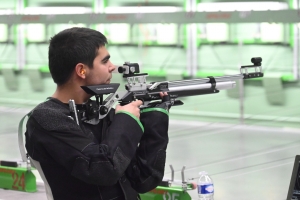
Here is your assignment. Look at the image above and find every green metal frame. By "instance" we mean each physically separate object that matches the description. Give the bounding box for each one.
[0,163,196,199]
[289,0,296,48]
[0,165,36,192]
[140,184,195,200]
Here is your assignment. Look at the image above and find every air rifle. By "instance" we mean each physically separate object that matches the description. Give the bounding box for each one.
[79,57,263,125]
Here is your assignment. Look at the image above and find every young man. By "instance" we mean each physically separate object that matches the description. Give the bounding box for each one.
[25,27,170,200]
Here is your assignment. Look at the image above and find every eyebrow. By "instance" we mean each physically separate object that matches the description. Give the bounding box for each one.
[101,55,110,62]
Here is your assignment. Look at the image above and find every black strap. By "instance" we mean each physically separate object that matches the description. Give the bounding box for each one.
[207,76,216,90]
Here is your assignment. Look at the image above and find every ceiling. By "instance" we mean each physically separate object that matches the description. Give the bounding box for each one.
[1,0,291,9]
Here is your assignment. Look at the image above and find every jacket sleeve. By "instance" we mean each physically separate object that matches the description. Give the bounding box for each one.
[125,107,169,193]
[26,108,144,186]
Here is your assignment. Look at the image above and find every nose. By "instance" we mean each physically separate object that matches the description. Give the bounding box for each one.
[109,61,116,72]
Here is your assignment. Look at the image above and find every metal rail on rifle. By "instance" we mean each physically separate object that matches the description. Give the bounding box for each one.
[79,57,263,123]
[117,57,263,107]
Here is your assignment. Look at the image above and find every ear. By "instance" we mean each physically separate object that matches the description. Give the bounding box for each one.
[75,63,87,79]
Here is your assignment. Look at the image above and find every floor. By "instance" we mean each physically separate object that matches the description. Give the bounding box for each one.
[0,106,299,200]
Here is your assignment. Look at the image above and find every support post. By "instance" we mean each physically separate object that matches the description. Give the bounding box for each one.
[293,0,299,80]
[238,40,244,124]
[15,0,26,70]
[185,0,198,77]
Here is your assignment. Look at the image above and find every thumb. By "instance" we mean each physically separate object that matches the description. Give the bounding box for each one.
[132,100,143,107]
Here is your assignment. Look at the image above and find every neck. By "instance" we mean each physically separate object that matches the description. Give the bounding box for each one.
[52,82,91,104]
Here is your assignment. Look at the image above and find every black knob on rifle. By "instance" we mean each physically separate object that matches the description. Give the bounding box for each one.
[99,106,108,115]
[251,57,262,66]
[87,106,98,119]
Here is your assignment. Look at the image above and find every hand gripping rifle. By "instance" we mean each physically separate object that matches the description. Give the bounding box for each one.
[78,57,263,125]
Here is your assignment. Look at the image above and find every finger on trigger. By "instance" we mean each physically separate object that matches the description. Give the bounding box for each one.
[134,100,143,106]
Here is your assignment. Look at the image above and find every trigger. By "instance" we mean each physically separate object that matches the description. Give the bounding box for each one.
[162,95,170,102]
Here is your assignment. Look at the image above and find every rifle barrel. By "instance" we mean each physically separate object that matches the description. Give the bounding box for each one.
[168,81,236,92]
[166,74,243,87]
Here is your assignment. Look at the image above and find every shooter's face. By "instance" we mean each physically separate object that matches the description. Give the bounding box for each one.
[84,46,115,86]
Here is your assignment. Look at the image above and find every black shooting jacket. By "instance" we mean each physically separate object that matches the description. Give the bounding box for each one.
[25,97,169,200]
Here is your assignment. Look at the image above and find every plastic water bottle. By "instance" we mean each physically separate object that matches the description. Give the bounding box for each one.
[197,171,214,200]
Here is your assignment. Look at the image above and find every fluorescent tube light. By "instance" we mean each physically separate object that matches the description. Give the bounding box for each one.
[0,9,14,15]
[292,0,298,9]
[206,23,229,41]
[105,6,183,13]
[26,24,46,42]
[197,2,288,12]
[156,23,177,44]
[0,24,8,42]
[24,7,92,15]
[108,24,130,44]
[260,23,284,42]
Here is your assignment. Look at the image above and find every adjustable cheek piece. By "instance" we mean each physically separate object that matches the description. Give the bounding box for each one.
[80,93,119,125]
[67,83,121,126]
[68,94,119,126]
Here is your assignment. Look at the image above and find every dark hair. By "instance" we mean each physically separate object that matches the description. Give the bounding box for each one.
[48,27,108,85]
